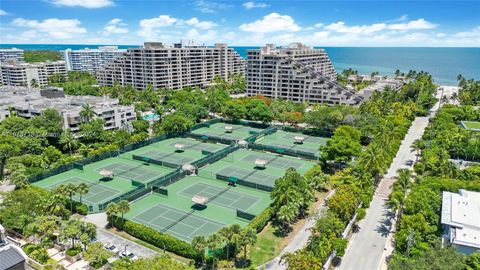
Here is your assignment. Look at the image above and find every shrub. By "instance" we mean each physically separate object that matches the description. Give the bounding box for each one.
[66,247,82,256]
[29,248,50,264]
[113,217,200,260]
[356,208,366,221]
[73,202,88,215]
[246,206,273,233]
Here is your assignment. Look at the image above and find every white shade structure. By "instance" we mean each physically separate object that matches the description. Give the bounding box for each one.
[182,163,196,175]
[225,125,233,133]
[294,136,305,144]
[174,143,185,151]
[255,159,267,168]
[99,169,114,178]
[238,140,248,148]
[192,195,209,205]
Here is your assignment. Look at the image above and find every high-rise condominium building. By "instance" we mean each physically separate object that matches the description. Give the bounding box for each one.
[97,41,245,90]
[63,46,127,74]
[246,43,361,105]
[0,48,25,64]
[0,59,67,87]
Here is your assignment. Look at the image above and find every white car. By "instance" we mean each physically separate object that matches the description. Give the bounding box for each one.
[104,243,118,253]
[119,250,138,261]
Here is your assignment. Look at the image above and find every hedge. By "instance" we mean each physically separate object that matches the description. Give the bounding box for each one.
[246,206,273,233]
[113,217,200,260]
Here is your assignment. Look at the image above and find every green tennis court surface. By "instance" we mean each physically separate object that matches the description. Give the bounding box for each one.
[462,121,480,131]
[191,122,264,141]
[131,203,226,243]
[215,166,278,190]
[178,182,260,212]
[98,162,160,184]
[240,152,303,169]
[256,130,329,157]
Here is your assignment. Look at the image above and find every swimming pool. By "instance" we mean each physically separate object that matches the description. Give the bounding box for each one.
[143,113,160,121]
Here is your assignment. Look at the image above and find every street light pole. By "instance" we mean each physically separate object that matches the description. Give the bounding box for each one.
[125,244,129,256]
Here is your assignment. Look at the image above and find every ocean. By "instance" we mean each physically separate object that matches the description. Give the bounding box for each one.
[2,44,479,86]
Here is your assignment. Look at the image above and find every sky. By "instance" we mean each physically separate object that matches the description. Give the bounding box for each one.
[0,0,479,46]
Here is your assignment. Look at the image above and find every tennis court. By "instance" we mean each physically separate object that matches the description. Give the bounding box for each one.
[40,176,123,206]
[130,203,226,243]
[215,166,279,190]
[240,152,303,169]
[98,162,160,184]
[178,182,260,212]
[462,121,480,131]
[191,122,264,141]
[256,130,329,157]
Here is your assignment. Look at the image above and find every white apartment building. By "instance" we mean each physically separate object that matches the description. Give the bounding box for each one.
[441,189,480,254]
[97,41,245,90]
[0,86,136,134]
[0,48,24,64]
[63,46,127,74]
[246,43,361,105]
[356,78,404,100]
[0,59,67,87]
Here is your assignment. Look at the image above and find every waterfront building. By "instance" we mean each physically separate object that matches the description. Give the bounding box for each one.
[97,41,245,90]
[63,46,127,74]
[0,86,136,134]
[246,43,361,105]
[356,78,404,100]
[0,48,24,64]
[441,189,480,254]
[0,59,66,87]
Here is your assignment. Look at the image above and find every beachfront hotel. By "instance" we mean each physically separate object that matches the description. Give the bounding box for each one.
[0,48,25,64]
[97,41,245,90]
[63,46,127,74]
[0,59,67,87]
[246,43,361,105]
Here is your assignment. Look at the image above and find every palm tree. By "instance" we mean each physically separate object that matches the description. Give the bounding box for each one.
[277,203,299,234]
[238,228,257,265]
[60,129,79,154]
[117,200,130,225]
[357,143,387,185]
[192,236,207,268]
[46,194,68,216]
[80,104,95,122]
[77,183,89,204]
[207,233,223,270]
[30,79,39,88]
[105,203,119,227]
[218,224,242,260]
[56,183,78,212]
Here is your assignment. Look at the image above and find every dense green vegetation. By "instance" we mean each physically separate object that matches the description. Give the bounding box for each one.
[388,101,480,269]
[24,50,61,63]
[458,75,480,105]
[112,254,194,270]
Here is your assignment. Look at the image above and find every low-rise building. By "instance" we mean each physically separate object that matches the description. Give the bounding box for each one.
[0,48,24,64]
[441,189,480,254]
[0,59,66,87]
[356,78,403,100]
[63,46,127,74]
[0,224,27,270]
[0,86,136,134]
[246,43,361,105]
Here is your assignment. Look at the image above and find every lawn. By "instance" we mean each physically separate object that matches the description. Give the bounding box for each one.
[462,121,480,131]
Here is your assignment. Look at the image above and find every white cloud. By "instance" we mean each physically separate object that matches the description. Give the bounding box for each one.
[194,0,232,13]
[104,18,128,34]
[184,29,218,43]
[388,14,408,23]
[12,18,86,39]
[453,26,480,38]
[324,21,386,35]
[177,17,217,30]
[50,0,114,8]
[243,2,269,9]
[0,9,8,16]
[314,23,324,28]
[387,19,437,30]
[138,15,178,39]
[240,13,301,33]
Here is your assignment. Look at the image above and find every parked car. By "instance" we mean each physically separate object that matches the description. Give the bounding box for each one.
[119,250,138,260]
[405,160,414,166]
[104,243,118,253]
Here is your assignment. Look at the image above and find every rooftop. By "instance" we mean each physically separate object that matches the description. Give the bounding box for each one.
[441,189,480,249]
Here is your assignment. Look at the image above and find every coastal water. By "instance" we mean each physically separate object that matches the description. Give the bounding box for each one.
[2,44,479,85]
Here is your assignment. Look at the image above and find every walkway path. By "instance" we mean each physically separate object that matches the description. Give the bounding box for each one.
[264,190,336,270]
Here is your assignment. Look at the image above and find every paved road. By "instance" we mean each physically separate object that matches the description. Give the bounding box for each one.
[339,116,430,270]
[339,86,459,270]
[264,190,336,270]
